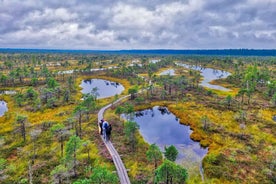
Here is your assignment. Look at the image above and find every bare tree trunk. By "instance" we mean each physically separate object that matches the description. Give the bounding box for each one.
[21,122,26,142]
[75,121,78,137]
[73,142,77,177]
[60,137,64,157]
[28,161,33,184]
[78,113,82,138]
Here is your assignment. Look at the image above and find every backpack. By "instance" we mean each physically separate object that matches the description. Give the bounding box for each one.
[106,124,112,134]
[103,121,109,129]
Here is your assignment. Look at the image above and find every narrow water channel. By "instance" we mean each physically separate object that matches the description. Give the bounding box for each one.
[128,106,208,177]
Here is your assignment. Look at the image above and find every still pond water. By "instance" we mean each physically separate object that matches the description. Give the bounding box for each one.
[159,69,175,76]
[0,101,8,117]
[80,79,124,99]
[0,90,16,95]
[177,63,231,91]
[128,106,208,174]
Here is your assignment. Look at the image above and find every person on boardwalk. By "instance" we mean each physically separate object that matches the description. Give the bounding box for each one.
[102,119,109,141]
[99,119,104,135]
[106,123,112,141]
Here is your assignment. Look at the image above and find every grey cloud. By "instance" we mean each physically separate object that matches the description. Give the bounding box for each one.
[203,0,246,11]
[0,0,275,49]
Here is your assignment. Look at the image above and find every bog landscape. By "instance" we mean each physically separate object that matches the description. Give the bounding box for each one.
[1,1,276,183]
[0,49,275,183]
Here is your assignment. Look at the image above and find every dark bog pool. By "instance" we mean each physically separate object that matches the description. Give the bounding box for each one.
[80,79,124,99]
[130,106,208,174]
[0,101,8,117]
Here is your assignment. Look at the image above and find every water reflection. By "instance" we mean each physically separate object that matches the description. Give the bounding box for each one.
[57,67,118,75]
[128,106,208,173]
[0,101,8,117]
[177,63,231,91]
[150,59,161,64]
[0,90,16,95]
[159,69,175,76]
[80,79,124,99]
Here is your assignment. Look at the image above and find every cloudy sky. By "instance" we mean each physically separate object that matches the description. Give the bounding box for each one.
[0,0,275,49]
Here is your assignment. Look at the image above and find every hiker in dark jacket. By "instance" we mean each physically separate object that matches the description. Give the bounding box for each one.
[99,119,104,135]
[102,120,109,141]
[106,123,112,141]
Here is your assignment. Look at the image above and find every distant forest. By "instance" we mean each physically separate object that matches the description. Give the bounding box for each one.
[1,48,276,56]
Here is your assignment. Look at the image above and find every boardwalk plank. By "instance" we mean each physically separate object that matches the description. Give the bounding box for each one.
[98,95,131,184]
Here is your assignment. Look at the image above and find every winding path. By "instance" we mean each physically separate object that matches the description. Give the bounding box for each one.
[98,95,131,184]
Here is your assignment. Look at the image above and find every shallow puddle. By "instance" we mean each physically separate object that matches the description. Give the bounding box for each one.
[0,101,8,117]
[0,90,16,95]
[159,69,175,76]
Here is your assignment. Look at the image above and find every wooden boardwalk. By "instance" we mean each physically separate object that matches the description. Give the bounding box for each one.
[98,95,131,184]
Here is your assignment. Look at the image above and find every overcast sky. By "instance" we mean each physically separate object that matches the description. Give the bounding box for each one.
[0,0,275,50]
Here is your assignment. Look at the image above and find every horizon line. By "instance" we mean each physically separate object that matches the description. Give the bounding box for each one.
[0,48,276,51]
[1,48,276,57]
